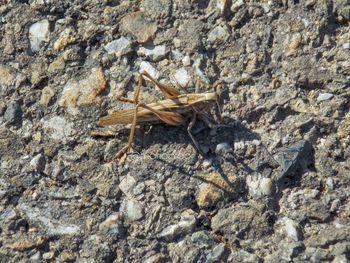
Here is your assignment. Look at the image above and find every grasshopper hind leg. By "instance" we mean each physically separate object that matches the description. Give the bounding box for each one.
[187,113,203,154]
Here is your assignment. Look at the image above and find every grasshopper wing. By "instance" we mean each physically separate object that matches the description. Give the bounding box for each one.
[151,110,185,126]
[98,108,185,126]
[97,109,135,126]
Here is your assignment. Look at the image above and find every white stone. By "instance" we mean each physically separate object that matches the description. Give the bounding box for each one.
[246,176,274,197]
[104,36,131,56]
[207,25,230,43]
[29,153,46,172]
[29,19,50,51]
[174,67,190,87]
[121,198,144,221]
[41,116,74,141]
[215,142,231,154]
[138,45,167,61]
[259,178,274,196]
[182,55,191,66]
[202,159,212,169]
[158,224,179,241]
[139,61,160,79]
[343,42,350,49]
[171,49,184,60]
[19,204,80,236]
[317,92,333,102]
[231,0,244,12]
[157,210,196,241]
[284,217,300,241]
[119,174,137,198]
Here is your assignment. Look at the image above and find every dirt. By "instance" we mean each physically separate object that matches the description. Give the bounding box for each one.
[0,1,349,262]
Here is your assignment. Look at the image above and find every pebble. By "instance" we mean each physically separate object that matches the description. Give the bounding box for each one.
[0,64,17,90]
[42,251,55,260]
[289,33,302,51]
[54,27,76,50]
[231,0,245,12]
[17,203,81,236]
[104,36,132,56]
[196,172,235,209]
[139,61,160,79]
[337,115,350,138]
[0,207,17,221]
[30,251,41,260]
[279,140,312,179]
[118,174,137,198]
[207,25,230,44]
[342,42,350,49]
[98,213,123,235]
[48,56,65,73]
[59,67,106,107]
[29,19,50,52]
[317,92,333,102]
[137,44,168,61]
[330,199,340,212]
[228,250,260,263]
[59,250,75,262]
[174,67,190,87]
[326,177,334,190]
[171,49,184,61]
[41,116,74,141]
[120,198,144,221]
[157,210,196,241]
[202,159,212,169]
[40,86,55,106]
[246,176,274,197]
[280,241,304,261]
[332,254,348,263]
[206,243,226,263]
[182,55,191,66]
[29,153,46,172]
[284,217,301,241]
[120,11,157,43]
[4,101,22,126]
[143,254,168,263]
[215,142,232,155]
[8,236,46,252]
[191,231,215,249]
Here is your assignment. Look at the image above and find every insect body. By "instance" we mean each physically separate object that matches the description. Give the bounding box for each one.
[98,71,222,160]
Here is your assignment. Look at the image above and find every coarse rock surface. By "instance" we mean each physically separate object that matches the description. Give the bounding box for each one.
[0,1,349,262]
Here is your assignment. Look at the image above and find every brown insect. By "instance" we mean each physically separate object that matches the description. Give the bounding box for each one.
[97,71,224,161]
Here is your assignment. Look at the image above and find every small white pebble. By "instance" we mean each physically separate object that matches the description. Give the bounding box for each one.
[342,42,350,49]
[284,218,300,241]
[139,61,160,79]
[202,159,212,169]
[104,36,131,56]
[317,93,333,102]
[174,67,190,87]
[260,178,274,196]
[215,143,231,154]
[182,55,191,66]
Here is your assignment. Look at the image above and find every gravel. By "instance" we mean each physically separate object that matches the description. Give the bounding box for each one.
[1,1,349,262]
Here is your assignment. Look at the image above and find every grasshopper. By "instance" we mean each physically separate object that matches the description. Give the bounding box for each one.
[97,71,224,161]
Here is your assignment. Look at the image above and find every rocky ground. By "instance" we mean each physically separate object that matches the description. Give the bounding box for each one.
[1,0,350,262]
